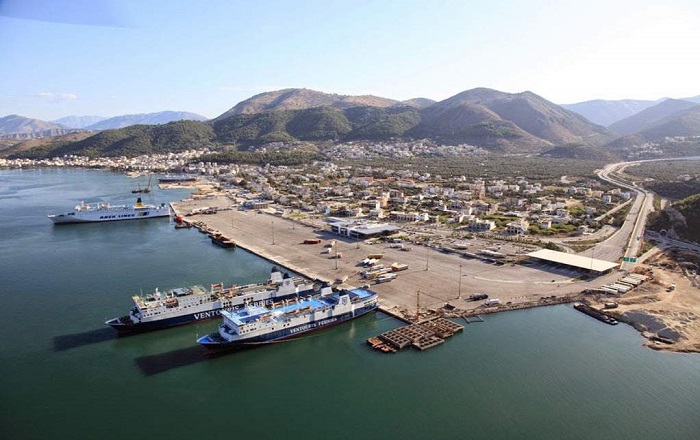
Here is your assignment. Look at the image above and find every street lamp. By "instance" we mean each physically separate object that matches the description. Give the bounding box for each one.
[271,221,275,245]
[425,244,429,271]
[458,264,463,299]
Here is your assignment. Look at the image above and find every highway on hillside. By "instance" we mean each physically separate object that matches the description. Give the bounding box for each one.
[590,157,700,270]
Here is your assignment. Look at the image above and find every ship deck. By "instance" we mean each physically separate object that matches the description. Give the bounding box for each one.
[223,288,376,325]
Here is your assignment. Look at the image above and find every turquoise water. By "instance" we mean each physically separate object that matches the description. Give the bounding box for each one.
[1,168,699,440]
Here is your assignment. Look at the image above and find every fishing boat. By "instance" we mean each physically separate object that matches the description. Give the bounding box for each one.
[132,175,153,193]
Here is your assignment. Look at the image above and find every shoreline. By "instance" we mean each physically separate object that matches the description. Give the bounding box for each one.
[170,192,699,354]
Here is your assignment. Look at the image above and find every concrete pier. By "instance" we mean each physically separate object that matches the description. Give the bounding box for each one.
[171,195,598,320]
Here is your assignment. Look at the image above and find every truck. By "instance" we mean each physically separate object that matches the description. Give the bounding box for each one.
[468,293,489,301]
[375,273,397,283]
[367,253,384,260]
[390,262,409,272]
[483,298,501,307]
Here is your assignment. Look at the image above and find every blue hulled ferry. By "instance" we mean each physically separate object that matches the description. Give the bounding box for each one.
[197,287,378,349]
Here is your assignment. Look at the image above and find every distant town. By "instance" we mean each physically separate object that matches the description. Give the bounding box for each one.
[0,148,633,244]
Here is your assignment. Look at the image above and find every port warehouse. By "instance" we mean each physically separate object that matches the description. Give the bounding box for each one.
[525,249,619,275]
[327,219,402,240]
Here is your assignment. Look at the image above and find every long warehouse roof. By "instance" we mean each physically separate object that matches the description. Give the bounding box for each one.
[526,249,619,273]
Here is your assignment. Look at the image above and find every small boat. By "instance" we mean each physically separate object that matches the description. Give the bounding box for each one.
[132,175,153,193]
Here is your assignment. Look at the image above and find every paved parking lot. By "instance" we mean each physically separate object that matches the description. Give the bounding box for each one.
[173,196,621,315]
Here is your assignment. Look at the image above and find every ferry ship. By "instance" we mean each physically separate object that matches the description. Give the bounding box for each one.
[158,175,197,183]
[48,198,170,224]
[197,287,378,349]
[106,269,314,334]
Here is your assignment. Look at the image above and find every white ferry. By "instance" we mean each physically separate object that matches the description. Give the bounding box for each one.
[197,287,378,349]
[48,198,170,224]
[106,269,314,334]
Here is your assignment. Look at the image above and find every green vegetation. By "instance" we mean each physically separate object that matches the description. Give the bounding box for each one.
[347,107,422,140]
[624,160,700,200]
[344,156,604,180]
[10,120,215,159]
[637,239,656,257]
[528,223,579,236]
[198,150,323,166]
[647,193,700,243]
[213,106,421,147]
[542,241,562,251]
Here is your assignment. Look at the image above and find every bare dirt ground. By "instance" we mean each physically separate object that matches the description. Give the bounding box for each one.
[589,248,700,352]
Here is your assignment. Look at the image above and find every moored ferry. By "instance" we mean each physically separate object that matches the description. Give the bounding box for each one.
[158,175,197,183]
[48,198,170,224]
[105,269,313,334]
[197,287,378,349]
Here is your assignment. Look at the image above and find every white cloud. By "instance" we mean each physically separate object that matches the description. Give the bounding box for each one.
[34,92,78,102]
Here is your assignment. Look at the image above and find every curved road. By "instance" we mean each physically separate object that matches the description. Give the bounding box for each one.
[592,157,699,270]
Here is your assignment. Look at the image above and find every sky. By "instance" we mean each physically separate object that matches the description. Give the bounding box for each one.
[2,0,700,121]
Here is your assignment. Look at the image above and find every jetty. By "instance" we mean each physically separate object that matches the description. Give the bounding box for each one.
[367,318,464,353]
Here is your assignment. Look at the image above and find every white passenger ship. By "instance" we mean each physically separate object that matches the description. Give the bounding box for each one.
[106,269,314,334]
[48,198,170,224]
[197,287,378,349]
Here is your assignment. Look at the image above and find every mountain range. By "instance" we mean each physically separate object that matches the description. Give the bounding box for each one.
[52,115,107,129]
[3,87,700,160]
[84,111,207,130]
[607,99,700,137]
[562,94,700,127]
[0,111,209,138]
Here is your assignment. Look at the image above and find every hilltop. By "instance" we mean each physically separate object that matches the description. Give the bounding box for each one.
[215,88,399,120]
[411,88,614,152]
[0,114,81,139]
[561,99,658,126]
[608,99,699,136]
[12,87,700,160]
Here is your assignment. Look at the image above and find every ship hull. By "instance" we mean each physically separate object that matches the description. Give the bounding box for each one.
[159,176,197,183]
[199,304,377,350]
[106,310,220,335]
[50,210,170,224]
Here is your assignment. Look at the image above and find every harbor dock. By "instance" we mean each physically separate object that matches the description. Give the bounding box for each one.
[170,195,602,322]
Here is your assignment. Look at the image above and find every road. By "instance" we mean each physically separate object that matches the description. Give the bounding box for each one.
[592,157,700,270]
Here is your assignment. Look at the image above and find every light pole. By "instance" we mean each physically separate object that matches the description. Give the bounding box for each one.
[425,243,429,271]
[334,243,339,270]
[458,264,463,299]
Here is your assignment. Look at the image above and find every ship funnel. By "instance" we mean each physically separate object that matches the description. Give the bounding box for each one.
[136,197,143,207]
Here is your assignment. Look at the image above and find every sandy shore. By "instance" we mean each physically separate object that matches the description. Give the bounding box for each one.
[586,249,700,353]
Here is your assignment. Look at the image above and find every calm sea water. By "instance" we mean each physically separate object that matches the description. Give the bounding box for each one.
[1,168,699,440]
